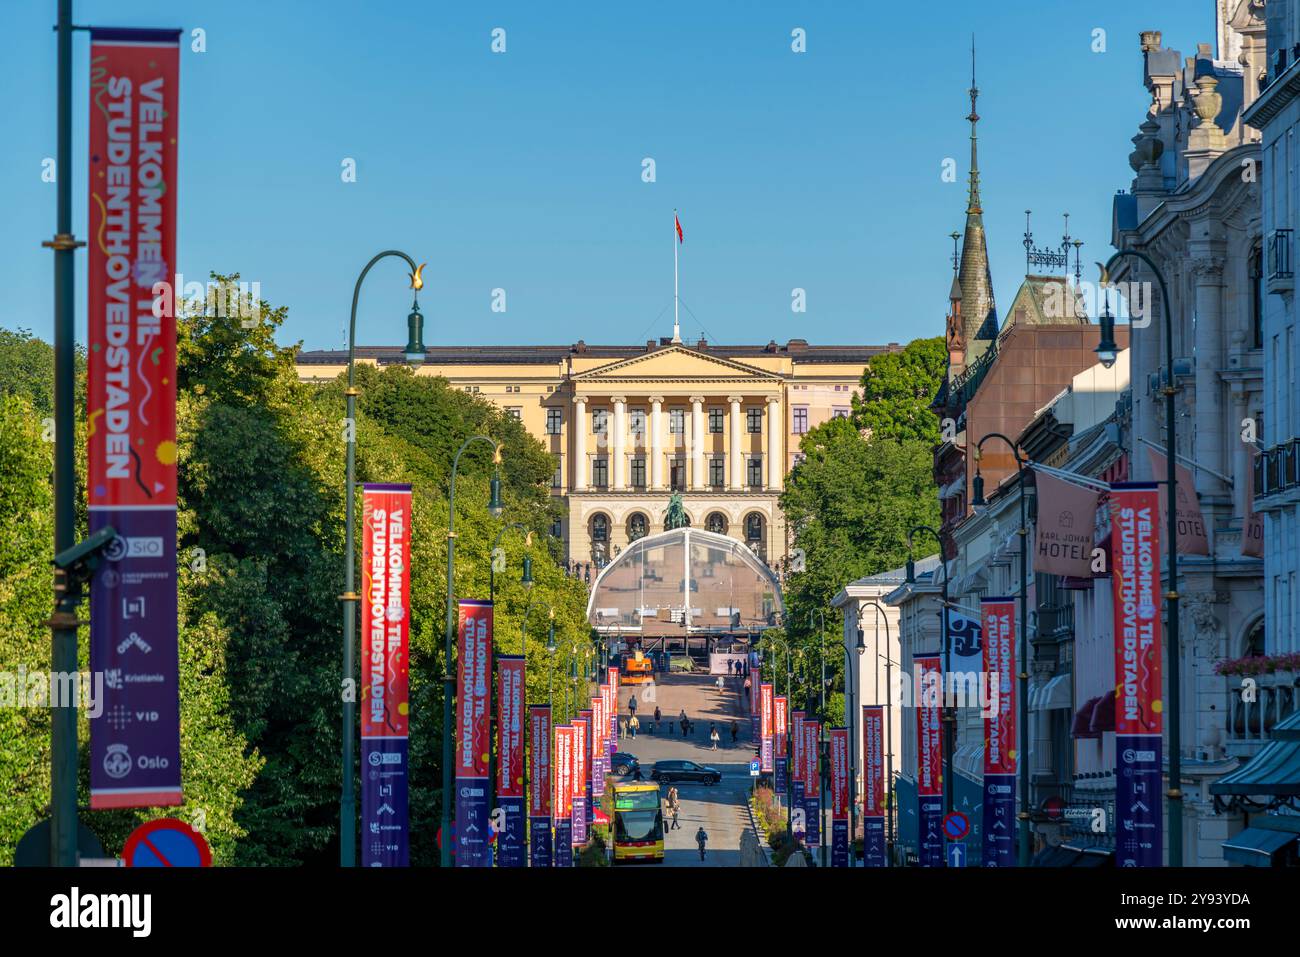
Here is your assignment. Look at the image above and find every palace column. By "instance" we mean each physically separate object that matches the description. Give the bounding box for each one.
[766,395,783,491]
[729,396,744,490]
[650,396,665,490]
[573,396,588,490]
[612,395,627,490]
[690,396,706,490]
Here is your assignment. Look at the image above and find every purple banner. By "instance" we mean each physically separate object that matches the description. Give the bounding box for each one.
[88,507,182,809]
[1117,735,1163,867]
[529,815,552,868]
[775,756,787,795]
[553,819,572,867]
[455,779,490,867]
[362,738,409,867]
[496,795,525,868]
[832,819,849,867]
[863,817,885,867]
[792,779,806,841]
[983,774,1015,867]
[919,796,944,867]
[804,794,821,847]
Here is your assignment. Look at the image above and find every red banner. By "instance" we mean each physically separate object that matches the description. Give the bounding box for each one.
[456,600,493,777]
[792,711,805,784]
[575,715,590,789]
[915,655,942,797]
[1111,485,1163,738]
[803,720,820,798]
[830,728,849,820]
[529,705,552,818]
[980,599,1016,776]
[553,726,573,818]
[497,656,525,798]
[862,706,885,817]
[87,29,180,509]
[775,695,788,756]
[86,27,183,811]
[609,666,619,706]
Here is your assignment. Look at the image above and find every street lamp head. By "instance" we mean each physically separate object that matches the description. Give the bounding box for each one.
[546,609,556,654]
[522,553,533,588]
[855,629,866,656]
[971,470,986,507]
[905,556,916,585]
[403,299,425,367]
[1095,293,1119,370]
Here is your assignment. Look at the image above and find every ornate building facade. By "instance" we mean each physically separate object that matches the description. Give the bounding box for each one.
[296,337,894,570]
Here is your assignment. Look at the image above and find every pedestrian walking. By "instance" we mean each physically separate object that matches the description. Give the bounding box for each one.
[629,715,639,739]
[628,694,637,716]
[667,785,679,808]
[695,826,709,861]
[730,720,739,745]
[619,718,627,739]
[654,706,662,727]
[670,804,680,830]
[710,724,720,751]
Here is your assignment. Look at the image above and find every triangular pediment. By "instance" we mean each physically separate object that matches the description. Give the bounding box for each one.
[572,345,780,382]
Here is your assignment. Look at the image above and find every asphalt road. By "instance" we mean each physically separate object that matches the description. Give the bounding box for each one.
[612,670,760,867]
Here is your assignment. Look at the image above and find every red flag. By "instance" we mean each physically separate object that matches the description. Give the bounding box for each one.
[675,213,683,243]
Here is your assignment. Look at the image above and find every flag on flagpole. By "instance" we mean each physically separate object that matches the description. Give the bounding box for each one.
[675,213,683,244]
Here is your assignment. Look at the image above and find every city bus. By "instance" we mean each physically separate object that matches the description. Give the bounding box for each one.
[621,648,654,685]
[610,782,664,864]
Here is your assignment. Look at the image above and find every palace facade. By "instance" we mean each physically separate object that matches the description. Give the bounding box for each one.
[296,336,895,570]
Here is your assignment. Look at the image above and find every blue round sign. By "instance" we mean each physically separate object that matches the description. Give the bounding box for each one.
[122,818,211,867]
[942,811,970,841]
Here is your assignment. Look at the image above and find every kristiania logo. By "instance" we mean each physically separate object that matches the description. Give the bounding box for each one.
[50,887,152,937]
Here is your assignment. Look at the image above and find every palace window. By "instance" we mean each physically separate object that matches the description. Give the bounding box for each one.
[546,408,562,434]
[630,409,646,437]
[506,407,521,420]
[592,409,608,434]
[709,408,724,432]
[552,455,562,489]
[832,406,850,419]
[792,406,809,434]
[592,457,609,488]
[669,409,685,434]
[630,457,646,488]
[592,514,609,543]
[670,459,686,492]
[747,408,762,433]
[709,457,725,488]
[705,512,728,535]
[747,457,763,488]
[627,513,648,542]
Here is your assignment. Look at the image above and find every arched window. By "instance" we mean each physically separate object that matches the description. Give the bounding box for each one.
[591,514,608,543]
[627,513,648,542]
[745,513,764,543]
[706,512,728,535]
[1242,618,1265,658]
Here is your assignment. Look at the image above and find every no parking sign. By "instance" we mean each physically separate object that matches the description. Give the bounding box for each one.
[122,818,212,867]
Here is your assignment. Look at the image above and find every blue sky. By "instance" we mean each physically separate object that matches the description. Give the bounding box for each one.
[3,1,1209,352]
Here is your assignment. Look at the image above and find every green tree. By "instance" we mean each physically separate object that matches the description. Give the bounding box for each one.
[850,336,946,444]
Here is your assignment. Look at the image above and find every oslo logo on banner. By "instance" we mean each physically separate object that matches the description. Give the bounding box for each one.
[980,598,1016,867]
[455,600,493,867]
[87,27,183,812]
[1111,483,1164,868]
[914,655,943,867]
[361,484,412,868]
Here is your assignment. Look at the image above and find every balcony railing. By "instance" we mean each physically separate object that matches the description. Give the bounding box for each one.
[1223,673,1299,757]
[1269,228,1293,286]
[1254,438,1300,497]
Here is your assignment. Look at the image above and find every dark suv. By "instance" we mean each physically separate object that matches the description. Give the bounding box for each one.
[611,752,641,776]
[650,760,722,785]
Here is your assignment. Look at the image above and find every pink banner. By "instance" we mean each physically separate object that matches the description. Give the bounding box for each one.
[529,705,551,818]
[553,726,573,818]
[1111,485,1163,739]
[497,657,525,798]
[980,599,1016,776]
[1145,448,1209,556]
[456,600,493,777]
[793,711,806,784]
[775,695,788,757]
[830,728,849,820]
[915,655,942,797]
[760,683,774,772]
[1033,469,1100,577]
[862,706,885,817]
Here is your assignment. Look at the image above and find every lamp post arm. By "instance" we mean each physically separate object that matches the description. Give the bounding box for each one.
[346,250,419,387]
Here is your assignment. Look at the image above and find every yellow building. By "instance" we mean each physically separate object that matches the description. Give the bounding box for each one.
[296,335,895,570]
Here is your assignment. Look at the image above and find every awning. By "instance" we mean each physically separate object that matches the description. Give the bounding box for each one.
[1210,739,1300,797]
[1089,691,1116,734]
[1030,674,1072,711]
[1064,844,1114,867]
[1222,826,1300,867]
[1031,844,1080,866]
[1071,695,1102,739]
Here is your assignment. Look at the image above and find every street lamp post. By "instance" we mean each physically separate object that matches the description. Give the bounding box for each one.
[860,598,895,867]
[1097,249,1182,867]
[971,432,1031,867]
[905,526,953,831]
[546,613,557,711]
[440,436,505,868]
[339,249,424,868]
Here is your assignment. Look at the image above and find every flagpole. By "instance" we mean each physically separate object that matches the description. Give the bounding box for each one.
[673,208,680,343]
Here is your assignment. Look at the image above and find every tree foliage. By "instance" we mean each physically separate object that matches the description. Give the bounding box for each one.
[850,336,946,444]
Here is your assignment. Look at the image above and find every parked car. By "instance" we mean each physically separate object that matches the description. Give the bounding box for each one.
[650,760,721,785]
[611,752,641,776]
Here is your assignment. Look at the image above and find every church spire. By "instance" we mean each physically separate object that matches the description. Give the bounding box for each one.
[955,36,998,352]
[967,36,981,215]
